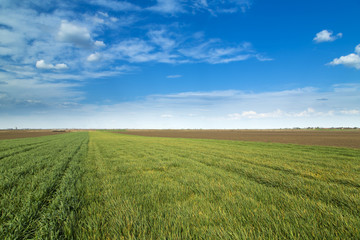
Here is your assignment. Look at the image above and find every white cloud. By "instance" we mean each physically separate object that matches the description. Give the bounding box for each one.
[313,30,342,43]
[147,29,176,50]
[148,0,184,14]
[86,10,139,30]
[329,44,360,69]
[53,63,68,70]
[105,34,263,64]
[36,60,68,70]
[87,52,101,62]
[293,107,316,117]
[228,108,334,120]
[340,110,360,115]
[0,2,142,90]
[109,39,157,62]
[90,0,141,11]
[95,40,106,47]
[152,90,239,99]
[0,7,64,64]
[212,54,251,64]
[2,84,360,129]
[110,17,118,22]
[88,0,251,15]
[57,20,93,48]
[145,86,360,122]
[0,76,82,114]
[184,0,251,15]
[333,83,360,92]
[228,109,285,119]
[179,40,255,64]
[355,44,360,54]
[98,11,109,17]
[166,75,182,78]
[329,54,360,69]
[105,36,183,64]
[0,1,265,75]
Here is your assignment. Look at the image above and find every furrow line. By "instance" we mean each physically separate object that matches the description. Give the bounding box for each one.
[0,145,48,161]
[187,149,360,189]
[190,156,359,216]
[2,138,86,239]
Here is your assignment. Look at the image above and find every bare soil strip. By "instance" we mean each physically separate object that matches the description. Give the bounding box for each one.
[0,130,67,140]
[117,129,360,149]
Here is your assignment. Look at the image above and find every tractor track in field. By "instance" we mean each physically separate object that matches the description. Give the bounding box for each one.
[0,144,48,161]
[191,155,360,217]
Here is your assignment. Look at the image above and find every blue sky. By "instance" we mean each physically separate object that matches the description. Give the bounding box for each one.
[0,0,359,129]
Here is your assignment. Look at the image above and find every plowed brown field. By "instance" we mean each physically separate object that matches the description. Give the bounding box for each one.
[0,130,67,140]
[118,129,360,148]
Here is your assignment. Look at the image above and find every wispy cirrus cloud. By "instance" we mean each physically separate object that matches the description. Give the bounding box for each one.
[145,85,360,120]
[147,29,177,50]
[106,38,179,64]
[340,109,360,115]
[189,0,251,15]
[148,0,184,14]
[0,0,262,84]
[179,40,253,64]
[0,1,136,98]
[88,0,252,15]
[2,85,359,129]
[166,74,182,78]
[102,29,264,64]
[89,0,141,12]
[0,0,268,129]
[228,108,336,120]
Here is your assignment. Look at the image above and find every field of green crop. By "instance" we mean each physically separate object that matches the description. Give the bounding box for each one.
[0,132,89,239]
[1,131,359,239]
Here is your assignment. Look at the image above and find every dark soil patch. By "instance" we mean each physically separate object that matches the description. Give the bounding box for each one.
[0,130,67,140]
[116,129,360,149]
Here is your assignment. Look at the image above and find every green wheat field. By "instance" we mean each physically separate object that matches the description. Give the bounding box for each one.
[1,131,359,239]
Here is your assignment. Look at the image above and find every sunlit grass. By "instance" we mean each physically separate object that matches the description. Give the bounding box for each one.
[78,132,360,239]
[1,131,359,239]
[0,132,89,239]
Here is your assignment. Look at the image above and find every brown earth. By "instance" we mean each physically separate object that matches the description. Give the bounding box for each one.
[0,130,68,140]
[117,129,360,149]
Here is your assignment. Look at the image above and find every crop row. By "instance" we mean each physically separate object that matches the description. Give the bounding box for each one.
[1,131,359,239]
[0,132,89,239]
[75,132,360,239]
